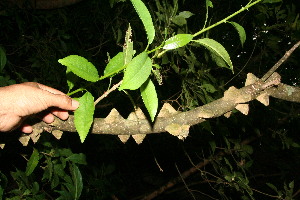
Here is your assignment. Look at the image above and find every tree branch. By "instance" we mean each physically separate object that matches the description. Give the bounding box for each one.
[261,41,300,81]
[14,42,300,146]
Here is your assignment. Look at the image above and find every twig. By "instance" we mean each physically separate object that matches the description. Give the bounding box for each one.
[141,136,257,200]
[261,41,300,82]
[175,164,196,200]
[94,80,122,106]
[224,39,258,86]
[292,188,300,199]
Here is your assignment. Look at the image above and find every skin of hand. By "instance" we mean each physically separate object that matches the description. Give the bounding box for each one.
[0,82,79,133]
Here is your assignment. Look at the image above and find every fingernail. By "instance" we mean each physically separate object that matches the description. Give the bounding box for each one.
[72,99,80,109]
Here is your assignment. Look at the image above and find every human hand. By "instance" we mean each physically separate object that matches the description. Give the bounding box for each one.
[0,82,79,133]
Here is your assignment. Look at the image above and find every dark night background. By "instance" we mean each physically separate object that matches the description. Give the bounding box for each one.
[0,0,300,199]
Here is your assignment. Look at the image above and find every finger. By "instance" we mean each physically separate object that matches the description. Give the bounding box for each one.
[22,82,67,95]
[36,83,67,95]
[21,124,33,134]
[42,92,80,111]
[52,110,69,120]
[42,113,55,123]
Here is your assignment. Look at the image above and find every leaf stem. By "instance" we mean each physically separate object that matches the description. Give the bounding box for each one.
[98,64,128,80]
[67,88,85,96]
[193,0,263,38]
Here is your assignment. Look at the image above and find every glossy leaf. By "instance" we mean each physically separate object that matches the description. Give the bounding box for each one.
[119,51,152,90]
[194,38,233,71]
[129,0,155,45]
[229,22,246,47]
[103,52,125,76]
[163,34,193,50]
[140,78,158,122]
[0,47,6,72]
[58,55,99,82]
[74,91,95,143]
[26,148,40,176]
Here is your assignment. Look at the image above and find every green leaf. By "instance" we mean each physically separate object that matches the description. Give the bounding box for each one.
[229,22,246,47]
[224,157,233,171]
[57,148,73,157]
[74,91,95,143]
[0,187,3,200]
[178,11,194,19]
[51,174,59,189]
[129,0,155,45]
[140,78,158,122]
[171,16,187,26]
[291,142,300,148]
[26,148,40,176]
[0,47,6,72]
[66,67,79,92]
[194,38,233,72]
[42,157,53,181]
[103,52,125,77]
[119,51,152,90]
[163,34,193,50]
[266,183,278,193]
[201,83,217,93]
[210,52,228,68]
[31,181,40,195]
[58,55,99,82]
[171,11,194,26]
[56,189,72,200]
[206,0,213,8]
[0,171,8,188]
[71,164,83,200]
[66,153,87,165]
[209,141,216,154]
[242,145,253,155]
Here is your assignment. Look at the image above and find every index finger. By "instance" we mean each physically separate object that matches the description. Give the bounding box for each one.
[22,82,67,95]
[36,83,67,95]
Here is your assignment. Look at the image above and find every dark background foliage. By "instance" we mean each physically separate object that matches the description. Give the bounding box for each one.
[0,0,300,199]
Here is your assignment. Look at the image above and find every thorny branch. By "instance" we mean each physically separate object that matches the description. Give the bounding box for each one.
[2,41,300,147]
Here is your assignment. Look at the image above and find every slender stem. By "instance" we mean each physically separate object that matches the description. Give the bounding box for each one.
[99,64,127,80]
[147,43,164,54]
[153,0,263,59]
[94,80,123,106]
[123,90,137,109]
[157,49,168,58]
[193,0,263,38]
[261,41,300,81]
[67,88,85,96]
